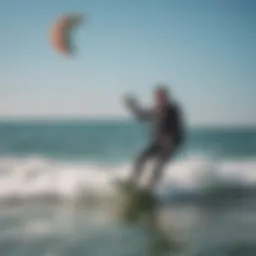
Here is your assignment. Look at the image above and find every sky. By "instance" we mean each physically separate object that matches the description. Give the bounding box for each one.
[0,0,255,126]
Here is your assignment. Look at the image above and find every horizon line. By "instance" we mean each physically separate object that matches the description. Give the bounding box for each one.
[0,116,255,129]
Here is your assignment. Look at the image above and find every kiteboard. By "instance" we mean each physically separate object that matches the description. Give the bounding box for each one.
[114,180,156,222]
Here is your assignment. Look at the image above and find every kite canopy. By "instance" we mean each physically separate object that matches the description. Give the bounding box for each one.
[50,14,84,56]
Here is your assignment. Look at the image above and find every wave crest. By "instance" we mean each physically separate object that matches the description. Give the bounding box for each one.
[0,156,255,203]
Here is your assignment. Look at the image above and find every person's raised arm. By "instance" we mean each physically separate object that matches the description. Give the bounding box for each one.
[123,95,152,121]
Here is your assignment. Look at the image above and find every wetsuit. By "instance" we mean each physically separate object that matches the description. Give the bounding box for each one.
[127,100,184,188]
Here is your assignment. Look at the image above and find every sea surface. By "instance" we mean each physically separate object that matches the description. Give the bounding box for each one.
[0,120,256,256]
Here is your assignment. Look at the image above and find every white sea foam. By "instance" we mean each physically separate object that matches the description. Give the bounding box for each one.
[0,156,255,202]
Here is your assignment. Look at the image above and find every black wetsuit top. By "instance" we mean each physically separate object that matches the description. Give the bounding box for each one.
[153,104,183,146]
[128,102,184,147]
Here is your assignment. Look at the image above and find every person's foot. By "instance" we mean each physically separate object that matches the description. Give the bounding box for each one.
[115,179,136,192]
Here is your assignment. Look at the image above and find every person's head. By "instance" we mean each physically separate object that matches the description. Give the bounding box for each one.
[154,85,170,108]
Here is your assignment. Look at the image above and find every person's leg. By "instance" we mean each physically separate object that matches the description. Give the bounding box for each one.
[130,144,157,185]
[147,147,174,191]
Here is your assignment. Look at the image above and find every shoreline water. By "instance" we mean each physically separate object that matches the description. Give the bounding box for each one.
[0,197,256,256]
[0,121,256,255]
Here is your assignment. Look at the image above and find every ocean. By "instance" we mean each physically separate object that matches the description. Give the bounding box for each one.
[0,120,255,256]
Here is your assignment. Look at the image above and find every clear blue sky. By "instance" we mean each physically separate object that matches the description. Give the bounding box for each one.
[0,0,255,126]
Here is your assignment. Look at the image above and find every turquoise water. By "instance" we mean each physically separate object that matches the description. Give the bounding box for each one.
[0,120,256,256]
[0,121,255,161]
